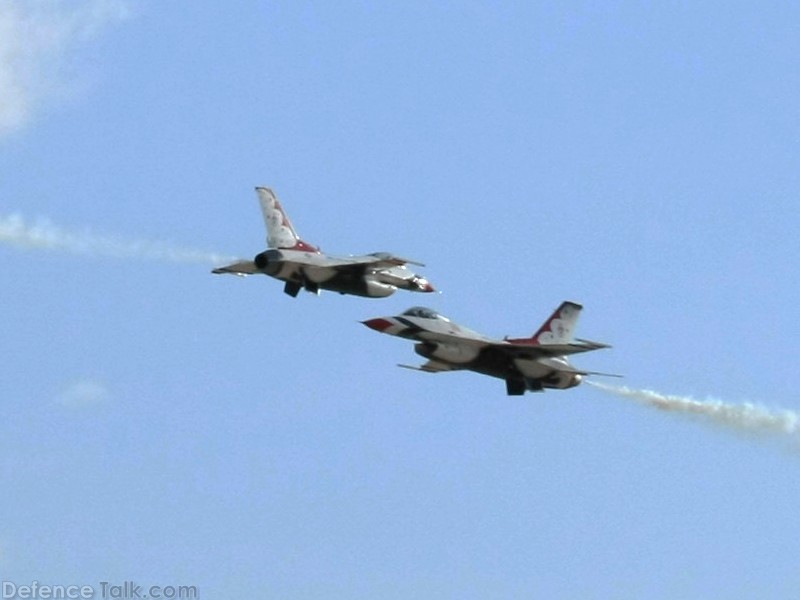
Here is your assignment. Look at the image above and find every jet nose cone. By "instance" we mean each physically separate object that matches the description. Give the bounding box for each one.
[362,318,394,332]
[418,278,435,293]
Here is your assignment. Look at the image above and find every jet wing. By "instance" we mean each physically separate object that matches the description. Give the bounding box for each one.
[212,260,260,276]
[212,253,426,277]
[327,253,425,271]
[259,253,421,271]
[211,254,396,273]
[367,252,425,267]
[417,329,609,358]
[501,339,611,358]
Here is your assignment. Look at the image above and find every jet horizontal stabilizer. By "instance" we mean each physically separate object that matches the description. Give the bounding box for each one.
[212,260,260,276]
[398,361,455,373]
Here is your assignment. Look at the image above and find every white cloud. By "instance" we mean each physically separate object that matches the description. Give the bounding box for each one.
[55,378,111,408]
[0,0,129,135]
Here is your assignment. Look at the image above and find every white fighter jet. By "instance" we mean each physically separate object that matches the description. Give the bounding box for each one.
[362,301,616,395]
[213,187,435,298]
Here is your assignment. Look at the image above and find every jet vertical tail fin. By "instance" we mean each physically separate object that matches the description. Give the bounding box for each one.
[255,187,319,252]
[529,301,583,344]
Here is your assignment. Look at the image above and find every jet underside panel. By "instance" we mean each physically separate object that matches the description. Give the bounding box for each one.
[452,347,562,385]
[457,346,521,381]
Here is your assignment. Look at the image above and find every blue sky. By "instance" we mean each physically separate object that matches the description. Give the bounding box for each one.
[2,1,800,598]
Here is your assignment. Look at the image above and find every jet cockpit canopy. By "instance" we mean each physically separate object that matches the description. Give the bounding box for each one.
[402,307,451,322]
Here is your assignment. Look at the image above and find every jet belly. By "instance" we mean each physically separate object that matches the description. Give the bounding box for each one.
[277,250,340,283]
[275,253,399,296]
[414,341,480,364]
[302,265,340,283]
[325,276,396,297]
[513,356,582,390]
[512,357,559,379]
[265,252,359,291]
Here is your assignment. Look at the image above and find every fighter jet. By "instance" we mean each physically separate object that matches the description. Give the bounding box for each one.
[213,187,435,298]
[362,301,616,395]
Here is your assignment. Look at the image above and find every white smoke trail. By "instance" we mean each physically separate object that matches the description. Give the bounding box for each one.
[0,213,236,266]
[588,381,800,438]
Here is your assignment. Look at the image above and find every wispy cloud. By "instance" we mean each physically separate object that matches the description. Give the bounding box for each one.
[55,378,111,409]
[0,0,130,135]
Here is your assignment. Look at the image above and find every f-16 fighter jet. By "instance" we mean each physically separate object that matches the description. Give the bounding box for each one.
[213,187,435,298]
[362,301,616,395]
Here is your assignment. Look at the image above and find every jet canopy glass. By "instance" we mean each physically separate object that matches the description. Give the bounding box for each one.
[401,307,451,322]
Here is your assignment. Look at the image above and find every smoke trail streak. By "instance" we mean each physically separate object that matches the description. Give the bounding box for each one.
[0,213,236,266]
[587,381,800,437]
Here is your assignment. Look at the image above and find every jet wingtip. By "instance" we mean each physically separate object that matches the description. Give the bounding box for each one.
[575,338,611,349]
